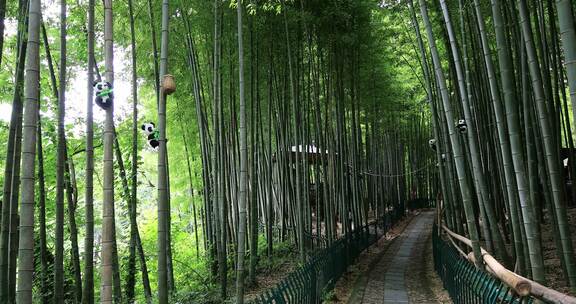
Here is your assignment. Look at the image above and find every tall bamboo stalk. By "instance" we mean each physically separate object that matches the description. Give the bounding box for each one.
[82,0,95,302]
[556,0,576,132]
[37,115,49,304]
[518,0,576,288]
[418,0,483,267]
[235,1,248,302]
[54,0,67,299]
[157,0,170,301]
[100,0,118,301]
[439,0,508,263]
[490,0,545,282]
[0,3,27,299]
[15,0,39,301]
[0,0,5,65]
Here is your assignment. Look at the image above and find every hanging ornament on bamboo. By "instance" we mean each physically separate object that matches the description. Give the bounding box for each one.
[428,139,437,151]
[456,119,467,133]
[162,74,176,95]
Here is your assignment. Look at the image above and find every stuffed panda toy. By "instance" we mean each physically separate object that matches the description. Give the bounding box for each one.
[428,138,437,151]
[456,119,467,134]
[94,81,114,109]
[141,122,160,150]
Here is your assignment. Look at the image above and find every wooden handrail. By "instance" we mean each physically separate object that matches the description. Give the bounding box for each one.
[441,225,576,304]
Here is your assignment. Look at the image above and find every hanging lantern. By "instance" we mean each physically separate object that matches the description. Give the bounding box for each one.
[162,74,176,95]
[456,119,467,133]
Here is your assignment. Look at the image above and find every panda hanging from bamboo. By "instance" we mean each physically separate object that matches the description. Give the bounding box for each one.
[139,75,176,151]
[428,138,437,151]
[141,122,160,151]
[456,119,467,133]
[93,81,114,109]
[92,81,162,151]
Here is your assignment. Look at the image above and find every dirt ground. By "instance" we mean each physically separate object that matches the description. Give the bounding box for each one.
[540,207,576,296]
[243,248,299,302]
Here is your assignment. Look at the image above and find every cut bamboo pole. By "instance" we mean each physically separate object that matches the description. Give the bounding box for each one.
[441,225,576,303]
[466,252,531,297]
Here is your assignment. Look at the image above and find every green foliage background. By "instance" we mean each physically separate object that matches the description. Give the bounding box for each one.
[0,0,428,302]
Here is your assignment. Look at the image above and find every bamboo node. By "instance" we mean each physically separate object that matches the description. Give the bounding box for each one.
[515,280,531,297]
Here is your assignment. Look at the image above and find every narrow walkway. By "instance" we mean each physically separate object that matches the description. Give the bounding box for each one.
[360,211,436,304]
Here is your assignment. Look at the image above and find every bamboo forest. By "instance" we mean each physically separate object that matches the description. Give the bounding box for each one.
[3,0,576,303]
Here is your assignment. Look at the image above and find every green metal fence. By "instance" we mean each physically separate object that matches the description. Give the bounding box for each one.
[250,211,402,304]
[432,225,533,304]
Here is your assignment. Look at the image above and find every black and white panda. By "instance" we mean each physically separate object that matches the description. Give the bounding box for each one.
[141,122,160,150]
[456,119,467,134]
[94,81,113,109]
[428,138,437,151]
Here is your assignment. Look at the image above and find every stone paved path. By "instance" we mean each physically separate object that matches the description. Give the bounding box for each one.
[360,211,436,304]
